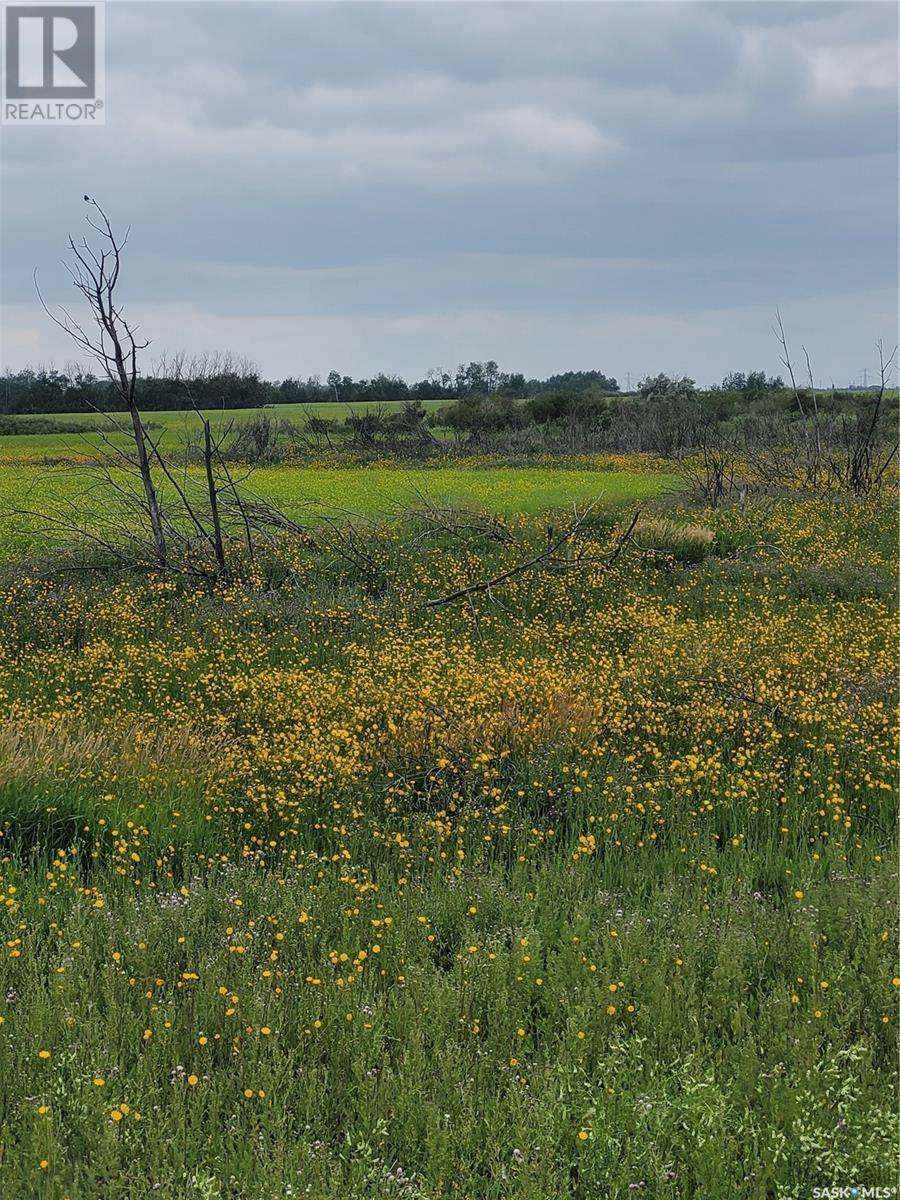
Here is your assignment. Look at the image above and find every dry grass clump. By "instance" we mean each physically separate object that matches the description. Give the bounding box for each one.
[633,516,716,563]
[0,716,229,786]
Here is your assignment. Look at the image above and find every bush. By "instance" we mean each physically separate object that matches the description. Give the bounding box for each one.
[225,413,294,462]
[0,415,108,436]
[436,393,525,437]
[524,390,608,425]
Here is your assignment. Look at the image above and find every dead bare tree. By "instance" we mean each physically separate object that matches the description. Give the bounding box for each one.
[202,418,228,579]
[27,199,278,583]
[769,315,897,496]
[772,308,822,488]
[35,197,167,567]
[846,340,899,495]
[675,431,744,506]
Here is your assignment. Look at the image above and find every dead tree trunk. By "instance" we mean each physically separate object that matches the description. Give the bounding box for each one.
[203,418,229,580]
[848,340,898,495]
[36,196,167,567]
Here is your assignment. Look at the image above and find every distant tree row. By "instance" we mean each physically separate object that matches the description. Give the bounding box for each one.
[0,359,822,418]
[717,370,785,397]
[0,359,620,414]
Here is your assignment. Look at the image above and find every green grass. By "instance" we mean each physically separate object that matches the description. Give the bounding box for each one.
[0,400,448,459]
[246,462,673,516]
[0,461,676,558]
[0,475,895,1199]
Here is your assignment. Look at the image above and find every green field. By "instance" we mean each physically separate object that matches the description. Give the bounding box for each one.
[0,400,448,460]
[0,460,677,559]
[0,432,895,1198]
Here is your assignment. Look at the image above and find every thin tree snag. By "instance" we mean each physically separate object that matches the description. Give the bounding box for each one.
[203,418,229,580]
[425,505,639,609]
[35,197,168,567]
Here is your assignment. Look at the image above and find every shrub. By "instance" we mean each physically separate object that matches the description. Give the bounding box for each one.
[525,391,608,425]
[436,394,525,437]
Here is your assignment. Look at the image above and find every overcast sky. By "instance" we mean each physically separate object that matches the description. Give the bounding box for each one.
[1,1,897,386]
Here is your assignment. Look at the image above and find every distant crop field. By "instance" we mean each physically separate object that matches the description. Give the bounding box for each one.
[0,400,449,460]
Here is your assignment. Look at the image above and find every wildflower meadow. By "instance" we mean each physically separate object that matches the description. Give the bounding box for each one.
[0,458,895,1198]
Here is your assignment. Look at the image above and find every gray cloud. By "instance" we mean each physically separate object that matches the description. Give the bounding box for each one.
[2,1,897,385]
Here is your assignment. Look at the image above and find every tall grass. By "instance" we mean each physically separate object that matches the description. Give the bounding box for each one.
[0,491,895,1198]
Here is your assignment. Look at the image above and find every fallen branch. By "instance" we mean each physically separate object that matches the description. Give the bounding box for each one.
[425,503,638,609]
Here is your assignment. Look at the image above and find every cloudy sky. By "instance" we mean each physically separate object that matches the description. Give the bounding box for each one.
[1,1,897,386]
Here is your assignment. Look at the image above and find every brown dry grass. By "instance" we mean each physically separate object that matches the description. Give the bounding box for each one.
[0,716,231,785]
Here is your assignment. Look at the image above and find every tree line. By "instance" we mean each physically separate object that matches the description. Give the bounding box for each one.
[3,361,805,417]
[0,358,626,415]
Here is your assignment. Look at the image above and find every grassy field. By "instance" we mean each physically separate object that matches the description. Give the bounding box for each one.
[0,445,896,1198]
[0,401,448,461]
[0,459,677,559]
